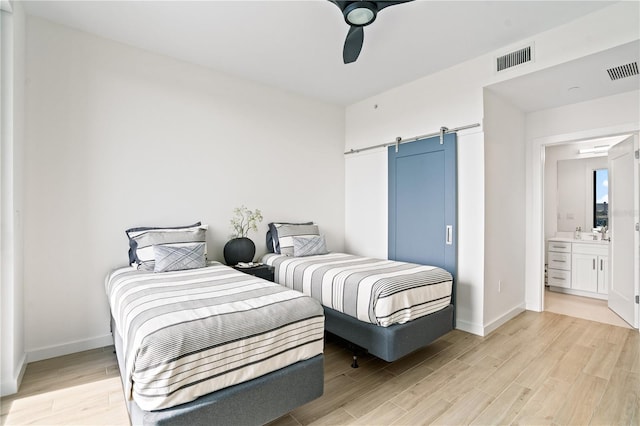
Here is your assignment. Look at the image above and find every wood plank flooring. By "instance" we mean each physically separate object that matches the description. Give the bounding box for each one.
[0,346,129,425]
[2,311,638,425]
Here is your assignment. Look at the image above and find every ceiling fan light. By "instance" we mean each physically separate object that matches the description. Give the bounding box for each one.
[347,8,374,25]
[344,2,377,26]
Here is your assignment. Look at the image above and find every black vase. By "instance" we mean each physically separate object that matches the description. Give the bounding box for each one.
[223,237,256,266]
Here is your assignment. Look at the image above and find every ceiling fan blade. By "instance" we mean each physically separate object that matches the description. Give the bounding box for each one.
[330,0,350,11]
[376,0,413,12]
[343,26,364,64]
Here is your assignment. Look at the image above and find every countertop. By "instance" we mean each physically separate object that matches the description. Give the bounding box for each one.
[548,237,609,245]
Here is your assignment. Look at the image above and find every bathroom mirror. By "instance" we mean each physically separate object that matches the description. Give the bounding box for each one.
[556,157,608,232]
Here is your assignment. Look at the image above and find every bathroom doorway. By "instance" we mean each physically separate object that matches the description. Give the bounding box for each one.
[542,134,637,328]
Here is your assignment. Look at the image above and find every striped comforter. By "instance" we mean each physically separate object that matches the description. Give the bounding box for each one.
[105,262,324,411]
[263,253,452,327]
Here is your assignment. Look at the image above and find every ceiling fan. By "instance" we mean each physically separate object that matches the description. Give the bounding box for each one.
[330,1,413,64]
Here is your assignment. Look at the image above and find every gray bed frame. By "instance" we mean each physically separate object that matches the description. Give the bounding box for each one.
[324,304,454,363]
[112,318,324,426]
[264,232,456,364]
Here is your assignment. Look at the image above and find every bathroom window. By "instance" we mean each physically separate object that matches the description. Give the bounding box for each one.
[593,168,608,228]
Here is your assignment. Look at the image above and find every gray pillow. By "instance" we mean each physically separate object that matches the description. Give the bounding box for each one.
[128,225,207,271]
[126,222,201,265]
[153,242,206,273]
[292,235,328,257]
[275,224,320,256]
[267,221,313,253]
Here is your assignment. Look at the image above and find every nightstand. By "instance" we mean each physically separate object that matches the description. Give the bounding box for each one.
[233,264,274,282]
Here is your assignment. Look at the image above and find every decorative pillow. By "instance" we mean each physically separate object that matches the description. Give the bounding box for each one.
[266,228,276,253]
[273,223,320,256]
[125,222,207,271]
[153,242,206,273]
[268,222,314,254]
[292,235,328,257]
[126,222,201,264]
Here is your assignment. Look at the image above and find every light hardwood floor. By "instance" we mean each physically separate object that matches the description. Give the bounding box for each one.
[2,311,638,425]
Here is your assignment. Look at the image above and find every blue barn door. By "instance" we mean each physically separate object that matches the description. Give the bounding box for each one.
[388,133,457,277]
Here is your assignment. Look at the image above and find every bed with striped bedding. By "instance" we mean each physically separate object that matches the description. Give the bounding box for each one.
[105,262,324,412]
[262,252,453,327]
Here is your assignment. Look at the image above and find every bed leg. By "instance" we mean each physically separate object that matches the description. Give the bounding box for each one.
[347,342,360,368]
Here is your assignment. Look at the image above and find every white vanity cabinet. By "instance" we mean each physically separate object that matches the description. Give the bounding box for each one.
[547,240,572,288]
[547,238,609,299]
[572,243,608,296]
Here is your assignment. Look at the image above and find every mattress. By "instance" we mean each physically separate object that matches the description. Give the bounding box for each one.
[105,262,324,411]
[262,252,452,327]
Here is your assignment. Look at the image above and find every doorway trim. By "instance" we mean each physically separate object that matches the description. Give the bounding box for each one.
[526,123,640,325]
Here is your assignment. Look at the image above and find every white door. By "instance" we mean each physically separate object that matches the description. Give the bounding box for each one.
[608,135,639,328]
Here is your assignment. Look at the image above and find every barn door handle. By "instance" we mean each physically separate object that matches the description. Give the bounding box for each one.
[446,225,453,245]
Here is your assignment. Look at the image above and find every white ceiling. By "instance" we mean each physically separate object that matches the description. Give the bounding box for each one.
[20,0,625,106]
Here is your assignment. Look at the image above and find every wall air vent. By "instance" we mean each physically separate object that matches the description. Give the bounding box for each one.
[496,46,532,72]
[606,62,639,81]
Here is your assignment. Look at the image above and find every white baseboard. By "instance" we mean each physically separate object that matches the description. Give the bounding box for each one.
[27,334,114,363]
[1,353,27,396]
[547,286,607,301]
[456,319,485,336]
[483,304,526,336]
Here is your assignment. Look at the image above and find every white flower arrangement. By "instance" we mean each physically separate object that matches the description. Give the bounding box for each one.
[230,205,263,238]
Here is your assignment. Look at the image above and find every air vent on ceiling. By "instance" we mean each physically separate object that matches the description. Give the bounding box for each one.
[606,62,639,81]
[496,46,532,72]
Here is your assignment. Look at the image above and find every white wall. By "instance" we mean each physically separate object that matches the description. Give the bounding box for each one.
[482,89,526,333]
[346,2,639,335]
[344,149,387,258]
[23,17,345,361]
[527,91,640,142]
[525,90,640,311]
[1,1,26,395]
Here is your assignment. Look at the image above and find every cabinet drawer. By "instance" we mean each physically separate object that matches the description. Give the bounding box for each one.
[548,241,571,253]
[548,269,571,288]
[572,243,608,256]
[548,251,571,270]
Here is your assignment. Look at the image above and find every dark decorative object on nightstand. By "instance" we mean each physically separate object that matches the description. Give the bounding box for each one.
[233,264,274,282]
[224,205,262,266]
[223,237,255,266]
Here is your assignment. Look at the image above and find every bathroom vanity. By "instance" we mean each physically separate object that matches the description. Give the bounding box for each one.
[547,237,609,300]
